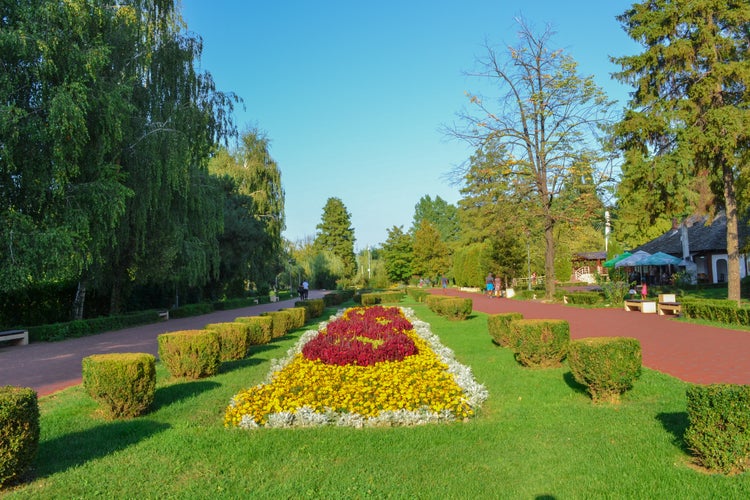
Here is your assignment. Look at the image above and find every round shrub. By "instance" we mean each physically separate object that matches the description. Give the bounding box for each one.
[235,316,272,345]
[510,319,570,368]
[203,322,253,362]
[567,337,641,404]
[487,312,524,347]
[157,330,220,379]
[82,353,156,418]
[684,384,750,474]
[0,386,39,488]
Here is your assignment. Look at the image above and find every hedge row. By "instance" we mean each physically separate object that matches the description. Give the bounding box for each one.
[425,295,473,320]
[0,386,39,488]
[360,291,406,306]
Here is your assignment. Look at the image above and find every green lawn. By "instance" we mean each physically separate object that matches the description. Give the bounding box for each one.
[4,300,750,498]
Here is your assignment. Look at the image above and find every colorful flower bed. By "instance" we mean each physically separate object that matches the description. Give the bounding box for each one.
[225,306,487,428]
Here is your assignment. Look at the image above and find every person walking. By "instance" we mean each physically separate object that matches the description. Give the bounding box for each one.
[485,273,494,297]
[494,275,503,298]
[302,280,309,300]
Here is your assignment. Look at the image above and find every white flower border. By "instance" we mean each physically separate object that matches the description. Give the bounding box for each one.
[230,307,489,429]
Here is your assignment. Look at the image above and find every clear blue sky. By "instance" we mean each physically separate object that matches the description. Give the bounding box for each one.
[181,1,638,250]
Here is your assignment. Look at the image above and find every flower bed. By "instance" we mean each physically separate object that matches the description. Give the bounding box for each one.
[225,306,487,428]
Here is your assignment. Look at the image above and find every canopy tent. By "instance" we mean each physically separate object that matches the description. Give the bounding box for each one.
[642,252,683,266]
[603,252,632,268]
[614,250,652,268]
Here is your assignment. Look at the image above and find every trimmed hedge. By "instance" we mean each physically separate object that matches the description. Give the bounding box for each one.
[406,288,429,302]
[685,384,750,474]
[157,330,220,379]
[487,312,524,347]
[567,337,642,404]
[360,291,405,306]
[234,316,272,345]
[203,322,253,361]
[82,353,156,418]
[261,311,293,339]
[564,292,603,305]
[295,298,325,319]
[425,295,473,320]
[280,307,307,329]
[169,302,214,319]
[509,319,569,368]
[0,386,39,488]
[28,310,162,342]
[323,290,354,306]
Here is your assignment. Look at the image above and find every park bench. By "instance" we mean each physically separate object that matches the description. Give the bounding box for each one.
[0,329,29,346]
[623,299,657,314]
[158,310,170,321]
[657,294,681,316]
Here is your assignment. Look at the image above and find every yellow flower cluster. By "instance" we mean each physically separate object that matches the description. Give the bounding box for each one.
[225,321,473,427]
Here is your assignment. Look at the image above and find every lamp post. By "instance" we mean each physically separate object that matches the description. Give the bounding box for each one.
[526,230,532,291]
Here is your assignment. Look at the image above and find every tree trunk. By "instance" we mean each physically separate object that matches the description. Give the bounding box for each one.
[72,277,87,320]
[544,221,556,299]
[723,160,741,304]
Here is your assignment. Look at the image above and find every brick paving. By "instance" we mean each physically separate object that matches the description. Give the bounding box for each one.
[2,289,749,397]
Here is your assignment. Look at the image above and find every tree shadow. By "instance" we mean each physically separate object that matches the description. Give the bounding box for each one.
[562,371,589,397]
[656,411,689,452]
[35,419,170,478]
[219,356,263,375]
[152,379,221,411]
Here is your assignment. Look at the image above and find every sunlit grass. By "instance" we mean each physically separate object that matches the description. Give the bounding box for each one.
[4,300,750,498]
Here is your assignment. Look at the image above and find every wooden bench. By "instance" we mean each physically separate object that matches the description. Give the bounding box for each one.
[624,299,657,313]
[0,329,29,346]
[657,294,681,316]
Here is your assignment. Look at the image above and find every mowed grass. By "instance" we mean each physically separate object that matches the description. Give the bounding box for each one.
[4,300,750,498]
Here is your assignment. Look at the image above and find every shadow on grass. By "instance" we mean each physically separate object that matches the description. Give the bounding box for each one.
[656,411,689,452]
[219,356,263,375]
[562,371,589,397]
[152,379,221,411]
[35,419,170,478]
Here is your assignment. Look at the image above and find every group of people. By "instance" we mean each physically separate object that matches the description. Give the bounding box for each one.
[297,280,309,300]
[485,273,505,298]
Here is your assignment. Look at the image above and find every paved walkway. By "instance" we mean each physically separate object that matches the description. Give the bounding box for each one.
[2,289,749,396]
[0,291,326,396]
[434,289,750,385]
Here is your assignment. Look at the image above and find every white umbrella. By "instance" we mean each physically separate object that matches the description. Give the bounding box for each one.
[614,250,652,267]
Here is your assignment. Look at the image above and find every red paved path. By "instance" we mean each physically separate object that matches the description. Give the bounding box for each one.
[2,289,749,397]
[436,289,750,385]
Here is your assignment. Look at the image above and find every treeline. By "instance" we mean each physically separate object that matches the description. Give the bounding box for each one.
[0,1,284,328]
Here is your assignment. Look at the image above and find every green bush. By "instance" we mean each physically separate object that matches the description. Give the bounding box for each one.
[235,316,272,345]
[406,288,429,302]
[323,290,353,306]
[681,299,750,326]
[203,322,253,361]
[28,310,161,342]
[361,291,405,306]
[280,307,306,329]
[157,330,220,379]
[295,298,325,319]
[487,312,524,347]
[261,311,292,339]
[81,353,156,418]
[684,384,750,474]
[567,337,642,404]
[509,319,569,368]
[433,297,473,320]
[169,302,214,319]
[0,386,39,489]
[564,292,603,305]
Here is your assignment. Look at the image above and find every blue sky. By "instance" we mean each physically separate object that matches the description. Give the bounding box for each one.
[181,1,639,249]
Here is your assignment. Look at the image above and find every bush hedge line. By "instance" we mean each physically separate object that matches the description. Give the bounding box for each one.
[82,353,156,418]
[0,386,39,488]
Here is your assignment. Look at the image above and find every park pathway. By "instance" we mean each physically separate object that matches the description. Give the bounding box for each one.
[2,288,750,397]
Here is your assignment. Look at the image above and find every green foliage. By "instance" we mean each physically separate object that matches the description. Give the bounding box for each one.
[315,198,357,279]
[410,195,460,244]
[81,353,156,418]
[381,226,414,284]
[487,312,524,347]
[295,299,325,319]
[509,319,570,368]
[157,330,220,379]
[567,337,642,404]
[360,292,405,306]
[0,386,39,488]
[406,288,429,302]
[563,292,603,305]
[412,220,451,279]
[234,316,273,345]
[169,303,215,319]
[323,290,354,306]
[452,242,487,287]
[681,299,750,326]
[425,295,473,320]
[28,310,164,342]
[685,384,750,474]
[203,323,253,362]
[261,311,292,338]
[279,307,307,329]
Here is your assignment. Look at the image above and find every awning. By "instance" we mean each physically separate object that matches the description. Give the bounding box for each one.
[603,252,632,268]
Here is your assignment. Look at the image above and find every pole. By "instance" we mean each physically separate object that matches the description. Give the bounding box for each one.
[527,239,532,291]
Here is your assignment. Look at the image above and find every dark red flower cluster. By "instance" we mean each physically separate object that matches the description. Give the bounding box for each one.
[302,306,418,366]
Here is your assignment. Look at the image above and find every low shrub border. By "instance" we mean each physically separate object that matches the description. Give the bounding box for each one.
[234,316,272,345]
[82,353,156,418]
[203,322,253,361]
[567,337,642,404]
[487,312,524,347]
[0,386,39,489]
[157,330,220,379]
[261,311,293,339]
[684,384,750,474]
[509,319,569,368]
